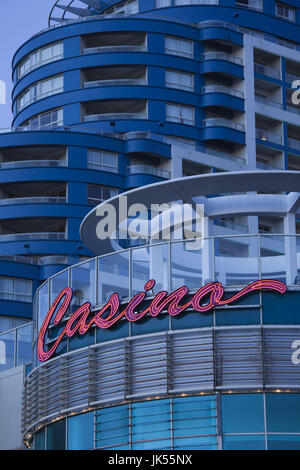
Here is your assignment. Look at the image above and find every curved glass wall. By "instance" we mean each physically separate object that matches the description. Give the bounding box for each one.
[33,393,300,450]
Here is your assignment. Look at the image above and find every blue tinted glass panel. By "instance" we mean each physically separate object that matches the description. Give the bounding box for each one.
[70,260,96,306]
[17,323,32,366]
[262,291,300,324]
[35,429,45,450]
[268,435,300,450]
[68,328,95,351]
[96,320,129,343]
[221,394,265,433]
[67,412,94,450]
[215,308,260,326]
[47,419,66,450]
[223,435,265,450]
[171,311,213,329]
[266,394,300,432]
[96,405,129,449]
[132,439,172,450]
[173,396,217,439]
[224,292,260,306]
[174,435,217,449]
[0,330,15,372]
[131,313,169,335]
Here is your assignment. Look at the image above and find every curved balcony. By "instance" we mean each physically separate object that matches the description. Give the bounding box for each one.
[84,112,147,122]
[202,86,244,111]
[202,86,244,99]
[201,52,244,79]
[202,118,245,132]
[256,129,283,146]
[202,52,243,65]
[83,45,147,55]
[83,78,147,88]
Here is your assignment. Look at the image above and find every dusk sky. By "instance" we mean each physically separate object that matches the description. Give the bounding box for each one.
[0,0,54,129]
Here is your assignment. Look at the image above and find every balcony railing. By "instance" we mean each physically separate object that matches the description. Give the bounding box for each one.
[202,85,244,98]
[0,160,67,169]
[214,219,249,233]
[83,78,147,88]
[254,63,281,80]
[203,118,245,132]
[0,196,67,206]
[83,45,147,54]
[286,72,300,84]
[84,112,147,122]
[126,165,171,179]
[256,129,283,145]
[202,52,243,65]
[288,138,300,151]
[286,104,300,116]
[0,232,66,242]
[255,95,282,109]
[256,161,281,170]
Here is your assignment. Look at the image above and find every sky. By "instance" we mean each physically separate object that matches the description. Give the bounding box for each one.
[0,0,54,129]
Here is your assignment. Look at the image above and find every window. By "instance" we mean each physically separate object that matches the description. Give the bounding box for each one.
[156,0,172,6]
[18,42,63,79]
[18,75,63,111]
[276,2,296,22]
[87,184,118,206]
[221,394,265,433]
[165,69,194,91]
[166,103,194,125]
[68,412,94,450]
[174,0,219,4]
[0,316,29,333]
[87,149,118,172]
[104,0,138,15]
[0,277,32,303]
[22,108,63,130]
[236,0,263,10]
[96,405,130,449]
[164,135,196,149]
[165,36,193,58]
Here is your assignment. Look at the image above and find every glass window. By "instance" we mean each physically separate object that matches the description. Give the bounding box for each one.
[267,434,300,450]
[35,429,46,450]
[236,0,263,10]
[266,394,300,433]
[166,69,194,91]
[0,277,32,302]
[18,75,63,111]
[98,251,129,305]
[173,396,217,442]
[260,235,286,284]
[276,2,296,22]
[171,240,205,291]
[18,42,63,79]
[156,0,172,6]
[70,260,96,307]
[221,394,265,433]
[215,307,260,326]
[132,244,169,295]
[132,400,171,444]
[166,103,194,125]
[0,330,15,372]
[165,36,193,58]
[96,405,130,449]
[68,412,94,450]
[87,184,118,206]
[46,419,66,450]
[87,149,118,172]
[223,435,265,450]
[262,291,300,324]
[16,323,32,366]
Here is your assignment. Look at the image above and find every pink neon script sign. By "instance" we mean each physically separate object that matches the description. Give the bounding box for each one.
[37,279,287,362]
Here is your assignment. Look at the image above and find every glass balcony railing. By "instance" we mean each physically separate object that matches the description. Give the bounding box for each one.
[255,95,282,109]
[256,129,283,145]
[83,45,147,54]
[0,160,66,169]
[202,52,243,65]
[286,72,300,83]
[126,165,171,179]
[203,118,245,132]
[0,232,66,242]
[0,322,32,373]
[0,197,67,206]
[288,138,300,151]
[83,78,147,88]
[202,86,244,98]
[254,63,281,80]
[256,161,281,170]
[84,112,147,122]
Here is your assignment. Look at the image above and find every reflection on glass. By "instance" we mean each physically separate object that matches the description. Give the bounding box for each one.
[46,419,66,450]
[38,282,49,332]
[98,252,129,305]
[266,393,300,433]
[70,260,96,308]
[0,330,15,372]
[260,235,286,283]
[96,405,130,449]
[267,434,300,450]
[50,269,69,305]
[132,244,169,295]
[17,323,32,366]
[215,236,259,286]
[171,240,203,290]
[221,394,265,433]
[223,434,265,450]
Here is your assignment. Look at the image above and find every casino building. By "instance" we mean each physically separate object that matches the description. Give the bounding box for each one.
[2,0,300,451]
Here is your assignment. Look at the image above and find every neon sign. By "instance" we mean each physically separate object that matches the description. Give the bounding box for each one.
[37,279,287,362]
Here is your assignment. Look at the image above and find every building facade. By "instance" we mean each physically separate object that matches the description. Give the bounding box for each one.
[2,0,300,450]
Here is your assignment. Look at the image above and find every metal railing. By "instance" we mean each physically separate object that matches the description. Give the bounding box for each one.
[203,118,245,132]
[202,85,244,98]
[126,165,171,179]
